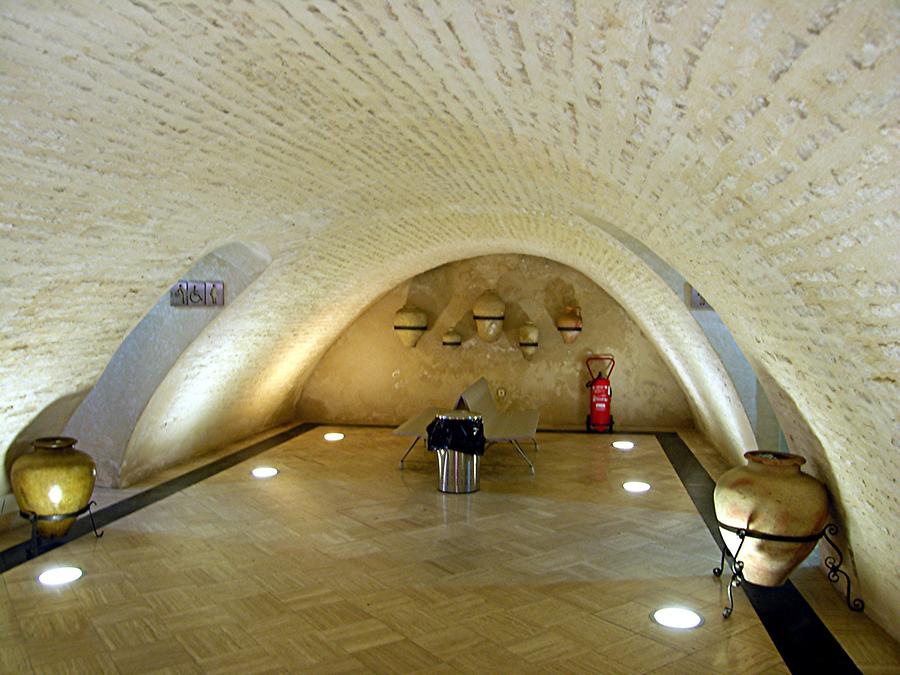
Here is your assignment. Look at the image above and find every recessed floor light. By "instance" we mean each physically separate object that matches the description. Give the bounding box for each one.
[323,432,345,442]
[251,467,278,478]
[651,607,704,629]
[38,566,83,586]
[612,440,635,450]
[623,481,651,493]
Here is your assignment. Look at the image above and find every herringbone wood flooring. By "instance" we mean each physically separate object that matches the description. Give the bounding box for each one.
[0,428,896,673]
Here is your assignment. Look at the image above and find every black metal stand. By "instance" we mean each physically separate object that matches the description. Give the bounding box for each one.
[20,501,104,557]
[713,521,864,618]
[398,437,421,468]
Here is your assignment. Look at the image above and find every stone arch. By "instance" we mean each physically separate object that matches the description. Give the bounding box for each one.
[121,215,754,487]
[63,241,271,487]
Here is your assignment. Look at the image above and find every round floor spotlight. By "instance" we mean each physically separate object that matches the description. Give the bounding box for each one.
[612,440,635,451]
[38,566,83,586]
[323,432,345,442]
[622,481,651,493]
[251,467,278,479]
[651,607,704,630]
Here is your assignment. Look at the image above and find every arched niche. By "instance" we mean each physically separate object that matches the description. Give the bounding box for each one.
[298,253,698,431]
[62,241,271,487]
[120,219,754,491]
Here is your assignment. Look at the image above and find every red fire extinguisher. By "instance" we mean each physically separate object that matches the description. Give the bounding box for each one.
[585,354,615,433]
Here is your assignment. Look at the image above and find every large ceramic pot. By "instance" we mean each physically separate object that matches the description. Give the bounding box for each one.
[473,291,505,342]
[10,437,97,538]
[393,305,428,347]
[714,450,829,586]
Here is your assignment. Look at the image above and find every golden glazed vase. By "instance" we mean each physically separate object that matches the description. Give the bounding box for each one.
[10,437,97,537]
[713,451,829,586]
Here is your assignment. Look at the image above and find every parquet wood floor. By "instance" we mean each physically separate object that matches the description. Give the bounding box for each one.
[1,428,896,673]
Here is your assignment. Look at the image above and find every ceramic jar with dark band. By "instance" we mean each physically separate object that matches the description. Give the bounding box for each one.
[556,306,582,344]
[393,305,428,347]
[473,291,505,342]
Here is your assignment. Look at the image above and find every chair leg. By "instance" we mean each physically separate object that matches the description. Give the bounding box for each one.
[511,440,535,475]
[399,437,421,469]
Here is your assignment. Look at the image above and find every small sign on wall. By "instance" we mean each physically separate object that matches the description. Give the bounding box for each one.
[685,284,712,310]
[170,281,225,307]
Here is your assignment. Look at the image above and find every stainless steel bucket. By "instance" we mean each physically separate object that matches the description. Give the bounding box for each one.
[435,448,480,494]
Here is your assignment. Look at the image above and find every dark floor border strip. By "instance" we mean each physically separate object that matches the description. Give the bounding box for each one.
[316,422,395,429]
[315,425,664,434]
[656,432,860,675]
[540,428,662,434]
[0,422,317,574]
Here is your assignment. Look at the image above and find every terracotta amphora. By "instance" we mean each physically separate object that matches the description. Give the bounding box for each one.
[714,450,829,586]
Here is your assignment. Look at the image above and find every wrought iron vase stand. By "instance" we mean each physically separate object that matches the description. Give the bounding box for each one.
[713,521,865,618]
[20,500,104,558]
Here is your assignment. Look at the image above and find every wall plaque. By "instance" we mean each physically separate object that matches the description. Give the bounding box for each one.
[170,281,224,307]
[687,284,711,310]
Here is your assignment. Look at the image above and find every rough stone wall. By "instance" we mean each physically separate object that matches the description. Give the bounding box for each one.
[0,1,896,634]
[298,254,694,429]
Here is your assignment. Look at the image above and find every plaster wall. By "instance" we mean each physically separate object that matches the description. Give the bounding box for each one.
[299,255,692,429]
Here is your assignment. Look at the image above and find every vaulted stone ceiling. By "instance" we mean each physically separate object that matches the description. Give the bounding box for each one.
[1,1,897,634]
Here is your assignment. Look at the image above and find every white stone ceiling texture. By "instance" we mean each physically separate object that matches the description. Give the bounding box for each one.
[1,1,897,633]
